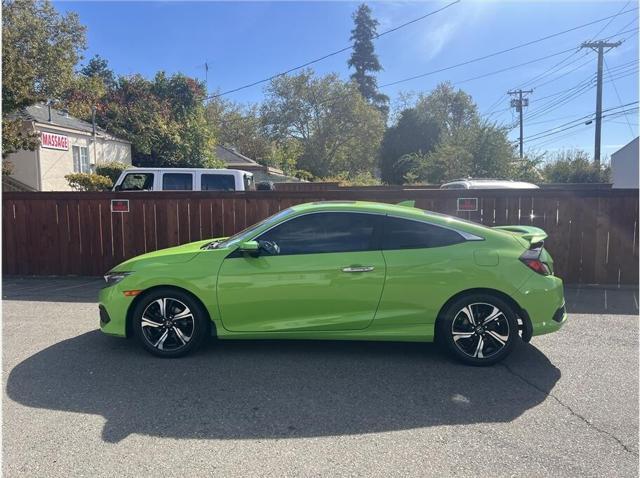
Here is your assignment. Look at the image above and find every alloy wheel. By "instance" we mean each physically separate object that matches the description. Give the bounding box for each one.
[140,297,194,351]
[450,302,510,359]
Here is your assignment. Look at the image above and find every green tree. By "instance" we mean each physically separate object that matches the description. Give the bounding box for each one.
[542,149,610,183]
[380,82,523,184]
[348,4,389,115]
[380,108,440,184]
[2,0,86,160]
[97,72,220,168]
[205,97,272,163]
[80,54,116,90]
[262,70,385,178]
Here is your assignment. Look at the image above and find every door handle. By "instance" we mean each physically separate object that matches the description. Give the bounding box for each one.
[342,266,375,273]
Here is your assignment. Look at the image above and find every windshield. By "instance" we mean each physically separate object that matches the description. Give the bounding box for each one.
[204,208,294,249]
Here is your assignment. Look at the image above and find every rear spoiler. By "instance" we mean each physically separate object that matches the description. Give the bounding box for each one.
[492,225,547,247]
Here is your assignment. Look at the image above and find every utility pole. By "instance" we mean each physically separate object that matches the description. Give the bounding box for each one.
[508,89,533,158]
[580,40,621,166]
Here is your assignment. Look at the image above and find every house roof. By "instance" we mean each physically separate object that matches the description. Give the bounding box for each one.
[215,145,260,166]
[11,103,100,133]
[10,103,130,143]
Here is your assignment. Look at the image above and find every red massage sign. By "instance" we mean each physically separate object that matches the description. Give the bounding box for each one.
[40,132,69,151]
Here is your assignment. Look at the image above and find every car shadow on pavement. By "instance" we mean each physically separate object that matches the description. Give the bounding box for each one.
[6,332,560,443]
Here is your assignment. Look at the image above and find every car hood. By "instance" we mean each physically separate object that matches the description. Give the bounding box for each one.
[112,238,228,271]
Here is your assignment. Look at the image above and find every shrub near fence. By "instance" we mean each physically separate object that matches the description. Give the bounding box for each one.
[2,188,638,284]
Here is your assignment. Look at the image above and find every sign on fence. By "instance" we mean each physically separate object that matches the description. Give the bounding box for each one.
[457,197,478,212]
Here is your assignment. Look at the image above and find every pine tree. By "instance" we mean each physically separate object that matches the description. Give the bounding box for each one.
[347,4,389,115]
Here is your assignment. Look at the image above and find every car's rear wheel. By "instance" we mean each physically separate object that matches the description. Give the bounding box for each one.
[438,294,519,366]
[132,288,209,358]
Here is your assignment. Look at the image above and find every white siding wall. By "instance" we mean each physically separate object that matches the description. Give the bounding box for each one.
[611,137,639,189]
[6,148,39,190]
[6,122,132,191]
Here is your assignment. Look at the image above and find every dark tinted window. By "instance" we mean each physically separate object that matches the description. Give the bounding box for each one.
[163,173,193,190]
[120,173,154,191]
[201,174,235,191]
[382,216,464,250]
[258,212,378,255]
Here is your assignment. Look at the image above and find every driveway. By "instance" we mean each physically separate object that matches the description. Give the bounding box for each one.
[3,277,638,477]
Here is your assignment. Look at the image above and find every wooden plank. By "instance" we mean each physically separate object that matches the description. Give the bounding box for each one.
[578,196,599,284]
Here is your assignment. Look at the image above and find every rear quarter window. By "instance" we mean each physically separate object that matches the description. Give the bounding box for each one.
[382,216,465,250]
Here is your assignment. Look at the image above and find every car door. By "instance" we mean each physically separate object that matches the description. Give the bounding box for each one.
[216,211,386,332]
[375,215,470,328]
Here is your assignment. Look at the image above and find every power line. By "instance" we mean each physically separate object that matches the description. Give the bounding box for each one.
[526,101,638,142]
[377,9,638,89]
[207,0,460,99]
[482,4,635,117]
[604,57,636,138]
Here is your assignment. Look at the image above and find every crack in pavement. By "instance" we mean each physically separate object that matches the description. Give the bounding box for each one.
[501,362,638,456]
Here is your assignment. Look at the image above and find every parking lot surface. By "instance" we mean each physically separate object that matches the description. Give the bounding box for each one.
[3,277,639,477]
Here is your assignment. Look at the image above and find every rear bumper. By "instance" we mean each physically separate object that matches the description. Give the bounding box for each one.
[516,274,567,336]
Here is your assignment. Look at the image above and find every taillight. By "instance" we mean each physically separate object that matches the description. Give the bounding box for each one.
[520,248,551,275]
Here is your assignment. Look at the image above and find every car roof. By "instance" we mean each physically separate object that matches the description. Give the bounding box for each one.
[289,200,492,235]
[441,179,538,189]
[122,167,252,175]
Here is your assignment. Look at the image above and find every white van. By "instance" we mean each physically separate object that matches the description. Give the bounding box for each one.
[113,168,254,192]
[440,179,539,190]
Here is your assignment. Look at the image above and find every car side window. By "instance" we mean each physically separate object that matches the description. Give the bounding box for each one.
[163,173,193,191]
[201,174,235,191]
[382,216,465,250]
[257,212,379,255]
[120,173,154,191]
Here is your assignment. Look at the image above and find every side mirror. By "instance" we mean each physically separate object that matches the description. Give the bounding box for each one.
[238,241,260,253]
[114,184,122,192]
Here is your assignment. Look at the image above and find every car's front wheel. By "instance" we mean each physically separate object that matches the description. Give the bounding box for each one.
[438,294,519,366]
[132,288,209,358]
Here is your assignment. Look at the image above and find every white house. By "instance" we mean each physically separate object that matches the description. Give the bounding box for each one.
[611,137,639,189]
[5,103,132,191]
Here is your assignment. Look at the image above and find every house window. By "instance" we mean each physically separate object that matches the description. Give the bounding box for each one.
[72,146,90,173]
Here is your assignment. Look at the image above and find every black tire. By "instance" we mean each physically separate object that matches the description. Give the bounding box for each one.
[437,293,519,366]
[132,288,209,358]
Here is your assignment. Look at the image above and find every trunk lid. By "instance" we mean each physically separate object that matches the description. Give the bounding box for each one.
[492,225,548,246]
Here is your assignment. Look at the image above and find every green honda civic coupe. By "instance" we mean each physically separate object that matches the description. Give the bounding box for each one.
[99,200,566,365]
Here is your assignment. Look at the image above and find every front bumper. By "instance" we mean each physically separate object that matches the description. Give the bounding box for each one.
[516,273,567,337]
[98,283,134,337]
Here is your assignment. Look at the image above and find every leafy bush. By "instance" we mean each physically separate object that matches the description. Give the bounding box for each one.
[542,149,610,183]
[95,161,127,183]
[65,173,113,191]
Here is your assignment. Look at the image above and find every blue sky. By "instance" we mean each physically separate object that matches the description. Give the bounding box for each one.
[55,1,638,160]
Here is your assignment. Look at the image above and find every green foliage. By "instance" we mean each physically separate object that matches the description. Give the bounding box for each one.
[262,70,385,179]
[206,97,272,163]
[2,0,86,158]
[380,108,440,184]
[80,54,116,89]
[381,82,523,185]
[322,171,381,186]
[542,149,610,183]
[96,72,220,168]
[2,0,86,112]
[2,118,39,159]
[65,172,113,191]
[95,161,127,183]
[347,4,388,115]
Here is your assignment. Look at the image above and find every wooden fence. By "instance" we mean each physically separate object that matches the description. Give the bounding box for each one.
[3,188,638,284]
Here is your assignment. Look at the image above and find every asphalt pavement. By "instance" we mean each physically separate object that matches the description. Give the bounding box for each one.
[2,277,638,477]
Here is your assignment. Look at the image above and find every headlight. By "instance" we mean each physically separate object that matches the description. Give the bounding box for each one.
[103,271,132,287]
